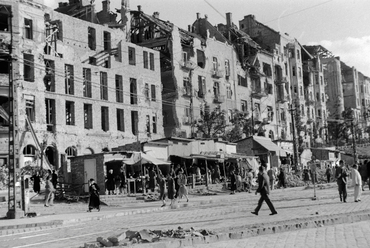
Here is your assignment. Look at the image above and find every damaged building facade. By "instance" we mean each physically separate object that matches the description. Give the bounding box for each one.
[0,0,163,170]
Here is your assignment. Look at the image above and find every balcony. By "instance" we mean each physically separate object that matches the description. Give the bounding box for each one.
[277,96,290,103]
[180,60,197,70]
[305,97,315,105]
[213,94,225,103]
[307,118,314,124]
[182,116,191,125]
[182,86,192,97]
[252,89,267,99]
[211,69,224,78]
[274,77,288,85]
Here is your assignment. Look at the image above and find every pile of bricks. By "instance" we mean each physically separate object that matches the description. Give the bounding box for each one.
[84,227,215,247]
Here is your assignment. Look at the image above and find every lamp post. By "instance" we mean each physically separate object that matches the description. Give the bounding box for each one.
[289,106,299,170]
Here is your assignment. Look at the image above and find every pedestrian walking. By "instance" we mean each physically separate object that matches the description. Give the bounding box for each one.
[267,167,276,190]
[230,170,236,194]
[158,171,167,207]
[336,160,350,202]
[278,167,286,188]
[177,169,189,202]
[44,176,55,207]
[119,167,127,195]
[31,171,41,194]
[167,173,176,206]
[174,164,181,198]
[352,164,362,202]
[303,166,310,186]
[51,170,58,189]
[325,165,332,183]
[88,178,100,212]
[359,160,368,191]
[251,166,277,216]
[106,169,115,195]
[148,167,157,193]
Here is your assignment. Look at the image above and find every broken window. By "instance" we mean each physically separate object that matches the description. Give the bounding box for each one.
[23,54,34,82]
[197,50,205,68]
[128,47,136,65]
[131,110,138,135]
[226,84,232,99]
[115,75,123,103]
[44,60,55,92]
[151,85,156,101]
[89,57,96,66]
[84,104,93,129]
[263,63,272,77]
[143,51,148,69]
[130,78,137,104]
[144,83,149,100]
[117,108,124,132]
[88,27,96,50]
[296,49,300,60]
[24,18,33,40]
[0,57,9,74]
[146,115,150,134]
[212,57,218,71]
[115,41,122,62]
[298,67,302,78]
[100,72,108,100]
[198,76,206,98]
[225,60,230,77]
[102,57,110,68]
[267,106,274,122]
[238,75,247,87]
[101,106,109,131]
[65,64,74,95]
[182,52,188,62]
[83,68,92,98]
[152,115,157,134]
[25,95,35,122]
[213,81,220,96]
[149,53,155,71]
[103,31,111,51]
[45,98,55,132]
[65,101,75,125]
[0,6,10,31]
[241,100,248,112]
[301,104,305,116]
[292,66,296,76]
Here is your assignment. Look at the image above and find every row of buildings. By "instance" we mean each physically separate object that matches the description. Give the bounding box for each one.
[0,0,369,172]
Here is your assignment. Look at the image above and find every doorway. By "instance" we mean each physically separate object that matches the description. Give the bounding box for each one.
[84,159,96,192]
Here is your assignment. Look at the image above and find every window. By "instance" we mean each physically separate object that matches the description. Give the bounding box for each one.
[143,51,148,69]
[263,63,272,77]
[24,54,34,82]
[301,104,305,116]
[131,111,138,135]
[213,81,220,96]
[83,68,92,98]
[292,66,296,76]
[316,92,320,101]
[101,106,109,131]
[226,84,232,99]
[50,20,63,41]
[103,31,111,51]
[65,147,77,157]
[318,109,322,118]
[45,99,55,131]
[65,101,75,125]
[102,57,110,68]
[362,99,365,106]
[300,86,303,96]
[130,78,137,104]
[241,100,248,112]
[117,109,124,131]
[238,75,248,87]
[322,93,325,102]
[149,53,155,70]
[315,74,319,84]
[24,18,33,39]
[198,76,206,97]
[25,95,35,122]
[84,104,93,129]
[23,145,36,157]
[44,60,55,91]
[115,41,122,62]
[197,49,205,68]
[267,107,273,122]
[225,60,230,77]
[128,47,136,65]
[361,85,364,93]
[296,49,300,60]
[298,67,302,78]
[146,115,150,134]
[144,83,150,100]
[182,52,188,63]
[88,27,96,50]
[0,9,10,31]
[212,57,218,71]
[294,86,297,94]
[254,103,260,119]
[115,75,123,103]
[280,109,286,121]
[100,72,108,100]
[151,84,156,101]
[89,57,96,65]
[65,64,74,95]
[269,130,274,140]
[152,115,157,134]
[320,76,323,85]
[284,63,288,75]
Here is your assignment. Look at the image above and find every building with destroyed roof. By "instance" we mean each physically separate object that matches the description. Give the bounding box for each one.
[0,0,163,173]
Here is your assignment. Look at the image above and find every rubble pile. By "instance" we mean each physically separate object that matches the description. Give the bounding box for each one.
[283,169,331,188]
[84,227,215,247]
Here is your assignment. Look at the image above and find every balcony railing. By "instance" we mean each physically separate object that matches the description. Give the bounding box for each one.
[213,94,225,103]
[252,89,267,99]
[274,77,288,85]
[182,116,191,125]
[182,86,192,97]
[211,69,224,78]
[305,97,315,105]
[180,60,197,70]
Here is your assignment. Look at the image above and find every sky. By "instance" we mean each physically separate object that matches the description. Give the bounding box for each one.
[44,0,370,76]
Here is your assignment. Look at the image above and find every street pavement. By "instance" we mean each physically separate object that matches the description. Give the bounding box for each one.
[0,183,370,247]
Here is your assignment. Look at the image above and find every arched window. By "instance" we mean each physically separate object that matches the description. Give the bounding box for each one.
[269,130,274,140]
[83,147,94,155]
[65,146,77,157]
[23,145,36,156]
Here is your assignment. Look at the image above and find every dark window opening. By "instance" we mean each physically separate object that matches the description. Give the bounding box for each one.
[238,75,248,87]
[146,115,150,134]
[115,75,123,103]
[198,76,206,97]
[263,63,272,77]
[65,101,75,125]
[83,68,92,98]
[130,78,137,104]
[143,51,148,69]
[152,115,157,134]
[88,27,96,50]
[25,96,35,122]
[0,59,9,74]
[45,98,55,132]
[100,72,108,100]
[128,47,136,65]
[151,84,156,101]
[44,60,55,92]
[24,18,33,39]
[131,111,138,135]
[197,49,205,68]
[117,108,124,132]
[89,56,96,65]
[84,104,93,129]
[101,106,109,131]
[103,31,111,51]
[0,7,10,31]
[150,53,155,70]
[23,54,34,82]
[65,64,74,95]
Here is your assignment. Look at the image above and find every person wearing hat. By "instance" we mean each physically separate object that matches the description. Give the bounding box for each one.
[88,178,100,212]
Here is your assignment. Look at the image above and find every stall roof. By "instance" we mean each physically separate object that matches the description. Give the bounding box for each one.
[253,136,280,152]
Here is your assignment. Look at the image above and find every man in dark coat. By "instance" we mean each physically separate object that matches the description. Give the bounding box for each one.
[251,166,277,216]
[336,160,350,202]
[106,169,115,195]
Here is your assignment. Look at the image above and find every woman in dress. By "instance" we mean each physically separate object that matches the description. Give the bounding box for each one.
[177,169,189,202]
[158,171,167,207]
[167,173,176,206]
[31,171,41,194]
[88,178,100,212]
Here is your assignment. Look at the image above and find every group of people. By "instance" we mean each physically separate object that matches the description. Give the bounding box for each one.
[30,169,58,207]
[105,168,127,195]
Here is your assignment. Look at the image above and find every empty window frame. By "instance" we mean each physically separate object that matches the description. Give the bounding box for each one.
[151,84,156,101]
[83,68,92,98]
[101,106,109,131]
[130,78,137,104]
[45,98,55,131]
[198,76,206,97]
[131,110,138,135]
[65,64,74,95]
[0,7,10,31]
[152,114,157,134]
[89,57,97,65]
[44,59,55,91]
[146,115,150,133]
[149,53,155,70]
[115,75,123,103]
[267,106,274,122]
[24,18,33,39]
[100,72,108,100]
[117,108,124,131]
[103,31,111,51]
[84,104,93,129]
[196,49,205,68]
[23,54,34,82]
[263,63,272,77]
[144,83,150,100]
[25,95,35,122]
[143,51,148,69]
[225,60,230,77]
[114,41,122,62]
[241,100,248,112]
[212,57,218,71]
[88,27,96,50]
[128,47,136,65]
[238,75,247,87]
[65,101,75,125]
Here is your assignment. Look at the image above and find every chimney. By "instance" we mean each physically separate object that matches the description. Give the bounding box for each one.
[188,25,191,32]
[196,13,200,20]
[153,12,159,19]
[226,12,232,27]
[205,14,208,21]
[137,5,141,12]
[102,0,109,13]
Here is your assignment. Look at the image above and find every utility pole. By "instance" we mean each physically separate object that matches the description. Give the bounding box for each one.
[250,94,254,136]
[351,119,358,164]
[289,105,299,170]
